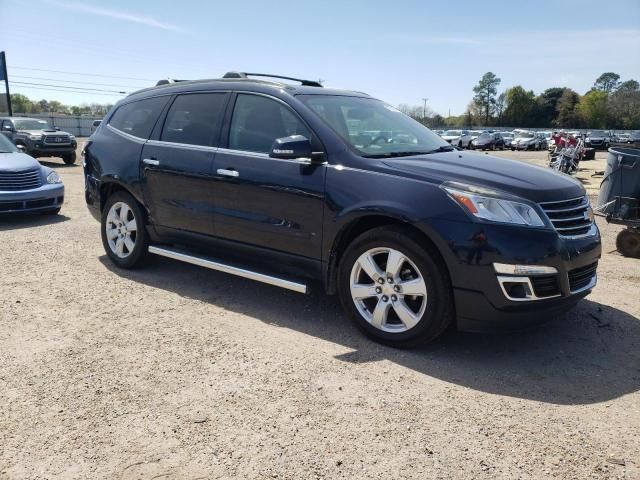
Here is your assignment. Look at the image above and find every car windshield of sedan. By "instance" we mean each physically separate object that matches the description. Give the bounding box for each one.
[518,132,534,138]
[14,119,53,130]
[443,130,462,136]
[0,133,18,153]
[298,95,451,157]
[477,133,492,140]
[589,130,607,136]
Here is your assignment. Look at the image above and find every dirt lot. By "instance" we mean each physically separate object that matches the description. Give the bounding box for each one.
[1,146,639,480]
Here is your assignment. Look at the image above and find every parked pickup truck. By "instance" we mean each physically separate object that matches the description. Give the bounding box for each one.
[0,117,77,164]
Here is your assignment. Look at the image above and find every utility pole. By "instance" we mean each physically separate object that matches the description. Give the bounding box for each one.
[0,52,12,116]
[422,97,428,119]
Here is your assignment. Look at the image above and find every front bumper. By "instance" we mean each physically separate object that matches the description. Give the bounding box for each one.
[425,218,601,331]
[0,183,64,213]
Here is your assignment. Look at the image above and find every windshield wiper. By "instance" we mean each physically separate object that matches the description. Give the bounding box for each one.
[422,145,456,154]
[362,151,435,159]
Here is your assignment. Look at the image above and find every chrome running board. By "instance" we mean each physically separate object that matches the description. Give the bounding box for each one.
[148,245,308,294]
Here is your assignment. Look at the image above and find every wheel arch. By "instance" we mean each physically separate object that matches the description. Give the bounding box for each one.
[324,214,451,295]
[99,178,145,217]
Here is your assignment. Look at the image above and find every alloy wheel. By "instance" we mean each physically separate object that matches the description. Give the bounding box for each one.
[105,201,138,258]
[349,247,428,333]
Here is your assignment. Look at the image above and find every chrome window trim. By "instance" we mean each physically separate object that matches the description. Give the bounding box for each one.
[146,139,218,153]
[106,124,146,144]
[216,147,323,165]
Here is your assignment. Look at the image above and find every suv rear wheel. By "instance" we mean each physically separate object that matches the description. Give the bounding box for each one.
[337,226,453,347]
[101,191,148,268]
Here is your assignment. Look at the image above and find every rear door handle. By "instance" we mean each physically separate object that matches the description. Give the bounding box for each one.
[217,168,239,178]
[143,158,159,166]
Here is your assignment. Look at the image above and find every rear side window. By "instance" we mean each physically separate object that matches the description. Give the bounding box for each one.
[109,96,168,139]
[229,94,310,153]
[161,93,227,147]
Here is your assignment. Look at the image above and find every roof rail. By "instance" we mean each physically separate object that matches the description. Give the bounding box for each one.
[155,78,188,86]
[222,71,323,87]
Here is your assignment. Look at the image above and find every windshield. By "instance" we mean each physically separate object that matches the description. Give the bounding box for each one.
[14,119,53,130]
[443,130,462,136]
[478,133,492,140]
[589,130,607,136]
[298,95,450,157]
[518,132,534,138]
[0,134,18,153]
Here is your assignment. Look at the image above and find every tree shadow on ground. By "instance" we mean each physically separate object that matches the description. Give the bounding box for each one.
[101,254,640,406]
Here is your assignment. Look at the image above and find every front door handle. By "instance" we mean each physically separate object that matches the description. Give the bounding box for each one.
[143,158,160,166]
[217,168,239,178]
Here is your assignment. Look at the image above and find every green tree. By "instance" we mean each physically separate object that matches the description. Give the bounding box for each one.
[495,92,507,126]
[472,72,501,125]
[503,86,536,126]
[9,93,34,113]
[578,90,609,128]
[608,80,640,129]
[534,87,566,126]
[617,79,639,92]
[593,72,621,94]
[555,89,581,127]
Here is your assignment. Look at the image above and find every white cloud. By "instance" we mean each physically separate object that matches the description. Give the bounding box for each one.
[47,0,183,32]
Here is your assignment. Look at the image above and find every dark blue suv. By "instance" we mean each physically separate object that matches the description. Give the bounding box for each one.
[83,72,601,347]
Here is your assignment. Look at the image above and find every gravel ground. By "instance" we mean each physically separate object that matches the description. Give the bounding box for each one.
[1,146,639,479]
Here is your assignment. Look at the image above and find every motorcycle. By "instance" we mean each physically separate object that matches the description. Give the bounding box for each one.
[548,135,585,175]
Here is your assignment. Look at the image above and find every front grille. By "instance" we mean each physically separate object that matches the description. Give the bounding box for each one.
[43,134,71,145]
[0,169,42,191]
[530,274,561,298]
[569,262,598,292]
[539,196,593,237]
[0,197,56,212]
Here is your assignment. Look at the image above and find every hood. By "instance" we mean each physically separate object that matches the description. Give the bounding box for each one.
[0,152,42,171]
[513,137,534,143]
[17,129,71,136]
[382,151,584,203]
[441,135,460,140]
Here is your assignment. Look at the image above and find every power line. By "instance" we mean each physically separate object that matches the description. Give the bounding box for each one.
[9,66,155,82]
[11,75,142,89]
[10,81,128,94]
[8,83,125,97]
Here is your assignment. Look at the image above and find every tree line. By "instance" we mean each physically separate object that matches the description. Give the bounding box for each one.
[400,72,640,130]
[0,93,113,116]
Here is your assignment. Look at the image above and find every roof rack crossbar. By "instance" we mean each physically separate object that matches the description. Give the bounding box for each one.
[155,78,188,86]
[222,71,322,87]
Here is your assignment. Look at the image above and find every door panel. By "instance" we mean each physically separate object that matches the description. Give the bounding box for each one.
[212,150,326,259]
[140,142,216,235]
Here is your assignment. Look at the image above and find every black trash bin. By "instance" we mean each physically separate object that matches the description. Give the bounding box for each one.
[596,147,640,217]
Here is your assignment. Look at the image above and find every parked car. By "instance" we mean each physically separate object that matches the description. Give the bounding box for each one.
[0,133,64,214]
[0,117,77,164]
[585,130,612,150]
[91,120,102,134]
[469,132,505,150]
[84,71,601,347]
[441,129,472,148]
[511,131,544,151]
[501,132,514,147]
[613,130,640,148]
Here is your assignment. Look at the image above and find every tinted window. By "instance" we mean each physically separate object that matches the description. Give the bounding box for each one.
[109,96,168,139]
[229,94,310,153]
[161,93,227,146]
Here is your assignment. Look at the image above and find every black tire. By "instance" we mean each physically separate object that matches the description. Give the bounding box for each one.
[616,229,640,258]
[337,226,454,348]
[101,191,148,268]
[491,143,496,151]
[62,152,76,165]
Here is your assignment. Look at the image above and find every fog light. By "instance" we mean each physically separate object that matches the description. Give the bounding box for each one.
[493,263,557,275]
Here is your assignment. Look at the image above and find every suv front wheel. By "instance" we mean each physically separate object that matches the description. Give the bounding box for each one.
[337,226,453,347]
[101,191,148,268]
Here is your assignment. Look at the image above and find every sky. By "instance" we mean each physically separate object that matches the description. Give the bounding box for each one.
[1,0,639,116]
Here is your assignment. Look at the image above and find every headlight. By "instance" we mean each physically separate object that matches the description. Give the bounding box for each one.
[29,134,42,140]
[46,171,62,184]
[443,182,546,227]
[69,134,76,139]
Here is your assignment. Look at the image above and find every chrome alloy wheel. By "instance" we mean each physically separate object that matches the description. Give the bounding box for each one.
[349,247,428,333]
[105,201,138,259]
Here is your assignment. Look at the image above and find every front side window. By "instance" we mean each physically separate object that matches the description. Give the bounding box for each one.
[161,93,227,146]
[299,95,449,157]
[229,94,310,153]
[0,132,17,153]
[109,96,169,139]
[14,119,52,130]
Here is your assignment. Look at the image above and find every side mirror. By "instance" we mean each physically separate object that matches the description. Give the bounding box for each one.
[2,124,13,132]
[16,144,25,152]
[270,135,323,162]
[55,127,61,131]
